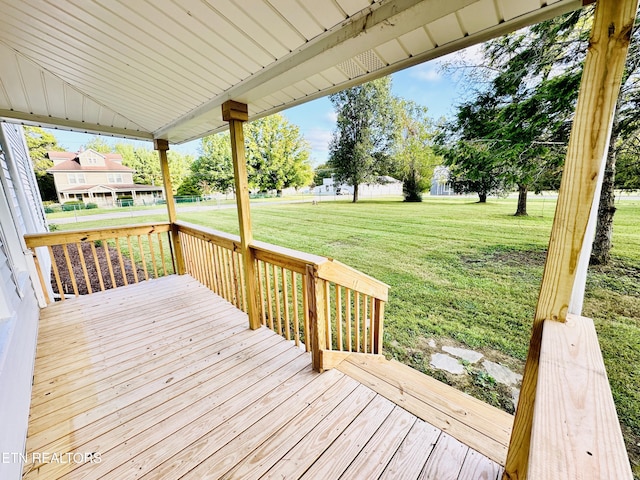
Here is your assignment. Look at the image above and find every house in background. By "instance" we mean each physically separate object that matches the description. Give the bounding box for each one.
[47,149,163,206]
[316,175,402,196]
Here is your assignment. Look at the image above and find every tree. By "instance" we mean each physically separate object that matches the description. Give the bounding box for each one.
[244,114,313,194]
[191,133,234,193]
[24,126,62,201]
[176,176,202,196]
[392,100,440,202]
[441,139,510,202]
[444,11,588,214]
[313,163,333,188]
[115,144,163,186]
[328,77,397,202]
[591,12,640,265]
[84,136,113,154]
[193,115,312,195]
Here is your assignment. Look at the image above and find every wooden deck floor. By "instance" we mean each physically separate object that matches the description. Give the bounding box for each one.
[24,275,506,479]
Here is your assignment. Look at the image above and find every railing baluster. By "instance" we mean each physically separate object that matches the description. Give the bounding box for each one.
[291,270,299,347]
[77,242,92,293]
[137,236,148,281]
[273,264,282,335]
[324,280,331,350]
[126,236,139,284]
[363,294,368,353]
[61,244,79,296]
[48,245,65,300]
[354,291,360,353]
[90,242,105,291]
[213,245,224,296]
[369,295,375,353]
[157,232,167,277]
[265,261,274,331]
[257,260,267,326]
[148,234,159,279]
[103,240,117,289]
[282,267,290,340]
[346,289,352,352]
[302,273,310,352]
[114,238,127,287]
[238,251,247,312]
[207,242,217,293]
[335,284,342,351]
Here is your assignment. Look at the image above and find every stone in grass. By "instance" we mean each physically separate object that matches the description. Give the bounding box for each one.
[430,353,465,375]
[442,345,483,364]
[482,360,523,386]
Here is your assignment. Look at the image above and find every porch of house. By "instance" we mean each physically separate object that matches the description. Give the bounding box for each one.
[24,274,509,480]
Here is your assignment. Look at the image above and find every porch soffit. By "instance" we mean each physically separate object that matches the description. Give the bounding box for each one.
[0,0,582,146]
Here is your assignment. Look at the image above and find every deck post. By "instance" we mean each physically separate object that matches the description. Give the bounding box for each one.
[306,265,327,372]
[154,139,185,275]
[222,101,261,330]
[504,1,639,478]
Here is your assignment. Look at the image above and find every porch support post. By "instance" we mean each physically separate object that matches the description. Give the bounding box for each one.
[222,100,260,330]
[154,138,185,275]
[504,1,639,478]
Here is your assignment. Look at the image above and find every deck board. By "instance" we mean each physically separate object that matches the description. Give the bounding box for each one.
[24,275,506,479]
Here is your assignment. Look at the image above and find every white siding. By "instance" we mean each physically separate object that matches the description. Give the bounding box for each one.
[0,123,47,480]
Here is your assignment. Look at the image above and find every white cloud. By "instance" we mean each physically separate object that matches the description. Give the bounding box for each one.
[304,128,333,162]
[325,110,338,123]
[409,64,442,82]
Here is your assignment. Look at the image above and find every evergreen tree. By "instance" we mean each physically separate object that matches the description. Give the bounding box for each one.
[23,127,62,202]
[328,77,397,203]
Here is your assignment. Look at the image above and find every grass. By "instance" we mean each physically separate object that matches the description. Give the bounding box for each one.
[55,195,640,474]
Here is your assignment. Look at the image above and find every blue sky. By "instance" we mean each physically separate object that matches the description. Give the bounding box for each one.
[48,46,480,166]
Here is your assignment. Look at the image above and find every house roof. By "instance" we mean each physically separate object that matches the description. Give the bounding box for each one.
[60,184,163,193]
[47,152,134,172]
[0,0,583,146]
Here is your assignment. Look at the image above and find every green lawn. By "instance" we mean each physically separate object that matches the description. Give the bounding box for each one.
[54,195,640,474]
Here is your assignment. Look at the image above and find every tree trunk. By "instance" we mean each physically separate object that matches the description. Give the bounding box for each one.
[514,184,528,216]
[478,192,487,203]
[352,184,359,203]
[590,141,617,265]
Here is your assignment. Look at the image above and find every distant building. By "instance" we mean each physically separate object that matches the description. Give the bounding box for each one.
[47,149,163,206]
[430,166,455,196]
[317,176,402,196]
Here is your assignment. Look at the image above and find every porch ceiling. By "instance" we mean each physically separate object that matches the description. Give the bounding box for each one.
[0,0,582,145]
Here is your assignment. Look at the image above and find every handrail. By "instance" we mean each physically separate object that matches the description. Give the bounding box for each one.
[528,314,632,479]
[24,223,172,247]
[24,223,176,302]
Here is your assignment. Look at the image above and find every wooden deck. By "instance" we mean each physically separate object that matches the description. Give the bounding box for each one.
[24,275,506,479]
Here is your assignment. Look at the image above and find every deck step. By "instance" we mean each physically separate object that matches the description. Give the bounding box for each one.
[337,353,513,465]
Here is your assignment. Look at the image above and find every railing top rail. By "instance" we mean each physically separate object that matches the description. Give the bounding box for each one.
[174,220,240,252]
[317,260,389,302]
[24,222,172,248]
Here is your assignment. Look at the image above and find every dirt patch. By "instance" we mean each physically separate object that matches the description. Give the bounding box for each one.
[461,247,547,269]
[50,242,145,296]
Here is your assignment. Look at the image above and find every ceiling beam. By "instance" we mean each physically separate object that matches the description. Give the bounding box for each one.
[0,109,154,141]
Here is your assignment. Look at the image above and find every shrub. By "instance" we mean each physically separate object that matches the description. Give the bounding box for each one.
[86,203,98,209]
[62,200,86,211]
[44,206,55,213]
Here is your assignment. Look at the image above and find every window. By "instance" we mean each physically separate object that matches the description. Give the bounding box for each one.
[108,173,124,183]
[67,173,85,184]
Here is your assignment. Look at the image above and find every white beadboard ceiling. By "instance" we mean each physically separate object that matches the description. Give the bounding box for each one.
[0,0,583,145]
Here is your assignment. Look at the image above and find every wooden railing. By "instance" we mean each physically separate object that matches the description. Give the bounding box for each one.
[24,223,175,303]
[25,221,388,370]
[527,314,632,479]
[175,221,389,368]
